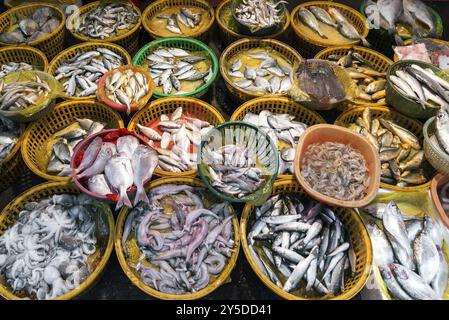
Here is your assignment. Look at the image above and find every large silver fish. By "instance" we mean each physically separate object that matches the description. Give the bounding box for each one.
[104,154,134,210]
[132,145,158,206]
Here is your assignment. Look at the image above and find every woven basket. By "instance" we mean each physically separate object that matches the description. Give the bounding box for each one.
[0,146,26,194]
[220,38,302,103]
[142,0,215,43]
[128,97,225,177]
[215,0,291,48]
[0,4,66,60]
[291,1,369,58]
[48,42,132,101]
[424,117,449,176]
[0,46,48,72]
[335,106,433,192]
[230,97,326,180]
[67,1,142,56]
[21,100,124,182]
[0,181,115,300]
[240,178,372,300]
[132,37,218,99]
[115,176,240,300]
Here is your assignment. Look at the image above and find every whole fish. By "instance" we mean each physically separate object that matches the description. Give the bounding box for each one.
[435,109,449,155]
[283,247,318,292]
[298,8,328,39]
[132,145,158,206]
[77,143,116,179]
[75,137,102,174]
[104,155,134,210]
[87,174,112,196]
[402,0,436,38]
[431,246,449,298]
[390,263,439,300]
[366,221,395,267]
[326,7,370,47]
[309,6,337,28]
[413,230,440,284]
[117,135,140,159]
[379,265,412,300]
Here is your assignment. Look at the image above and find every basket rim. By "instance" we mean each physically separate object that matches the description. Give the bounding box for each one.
[48,42,132,101]
[219,38,302,100]
[430,174,449,229]
[0,181,115,300]
[424,116,449,169]
[240,177,373,300]
[114,176,241,300]
[142,0,215,39]
[197,120,279,203]
[132,36,219,98]
[21,99,125,182]
[291,1,369,48]
[67,1,143,44]
[334,105,433,192]
[216,0,291,39]
[127,96,225,177]
[0,45,49,71]
[0,3,66,47]
[315,45,394,66]
[0,122,26,169]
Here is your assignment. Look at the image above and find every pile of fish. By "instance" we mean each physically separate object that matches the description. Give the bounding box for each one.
[301,142,369,201]
[233,0,286,29]
[327,49,386,105]
[247,193,355,297]
[157,8,202,35]
[75,134,158,210]
[348,108,427,186]
[438,180,449,215]
[0,62,33,79]
[46,118,105,177]
[0,7,60,44]
[103,68,150,114]
[203,144,266,199]
[365,201,447,300]
[74,2,139,39]
[137,107,213,173]
[228,50,293,94]
[432,108,449,157]
[55,48,125,97]
[389,63,449,109]
[365,0,437,38]
[122,184,235,294]
[146,47,212,95]
[394,39,449,71]
[0,74,50,111]
[242,111,308,174]
[298,6,369,46]
[0,116,20,161]
[0,193,99,300]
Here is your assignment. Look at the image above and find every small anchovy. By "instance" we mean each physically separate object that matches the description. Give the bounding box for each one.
[234,0,286,28]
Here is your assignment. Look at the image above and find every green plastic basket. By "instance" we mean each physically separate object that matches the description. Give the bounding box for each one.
[197,121,279,204]
[132,37,218,99]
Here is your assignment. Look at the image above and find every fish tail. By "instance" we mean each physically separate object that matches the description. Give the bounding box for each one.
[133,185,149,206]
[361,37,371,47]
[116,186,132,210]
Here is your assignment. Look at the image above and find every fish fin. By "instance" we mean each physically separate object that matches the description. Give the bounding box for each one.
[116,186,132,210]
[360,37,371,47]
[133,185,149,207]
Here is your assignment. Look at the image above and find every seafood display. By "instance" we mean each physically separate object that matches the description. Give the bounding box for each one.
[0,62,33,79]
[301,142,369,201]
[73,2,139,39]
[394,39,449,71]
[0,74,50,111]
[431,108,449,157]
[326,49,387,105]
[0,193,99,300]
[54,48,125,97]
[241,111,308,174]
[74,133,158,209]
[122,184,235,294]
[136,107,213,173]
[389,63,449,110]
[0,116,19,161]
[102,68,151,114]
[155,8,203,35]
[0,7,61,44]
[347,108,428,186]
[297,6,369,46]
[247,193,355,297]
[364,201,447,300]
[145,47,212,95]
[365,0,437,39]
[233,0,286,29]
[227,48,293,95]
[46,118,105,177]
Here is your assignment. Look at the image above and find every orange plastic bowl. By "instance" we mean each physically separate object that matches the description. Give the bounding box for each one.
[430,174,449,229]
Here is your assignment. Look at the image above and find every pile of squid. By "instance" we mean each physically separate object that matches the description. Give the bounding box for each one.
[122,184,235,294]
[0,194,98,300]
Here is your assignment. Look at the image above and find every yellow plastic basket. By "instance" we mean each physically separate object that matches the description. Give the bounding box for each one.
[115,176,240,300]
[67,1,142,56]
[230,97,326,179]
[215,0,291,48]
[334,106,433,192]
[128,97,225,177]
[142,0,215,43]
[240,178,372,300]
[0,144,26,194]
[48,42,132,101]
[0,181,115,300]
[291,1,369,58]
[0,4,66,60]
[21,100,124,182]
[220,38,302,103]
[0,46,48,72]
